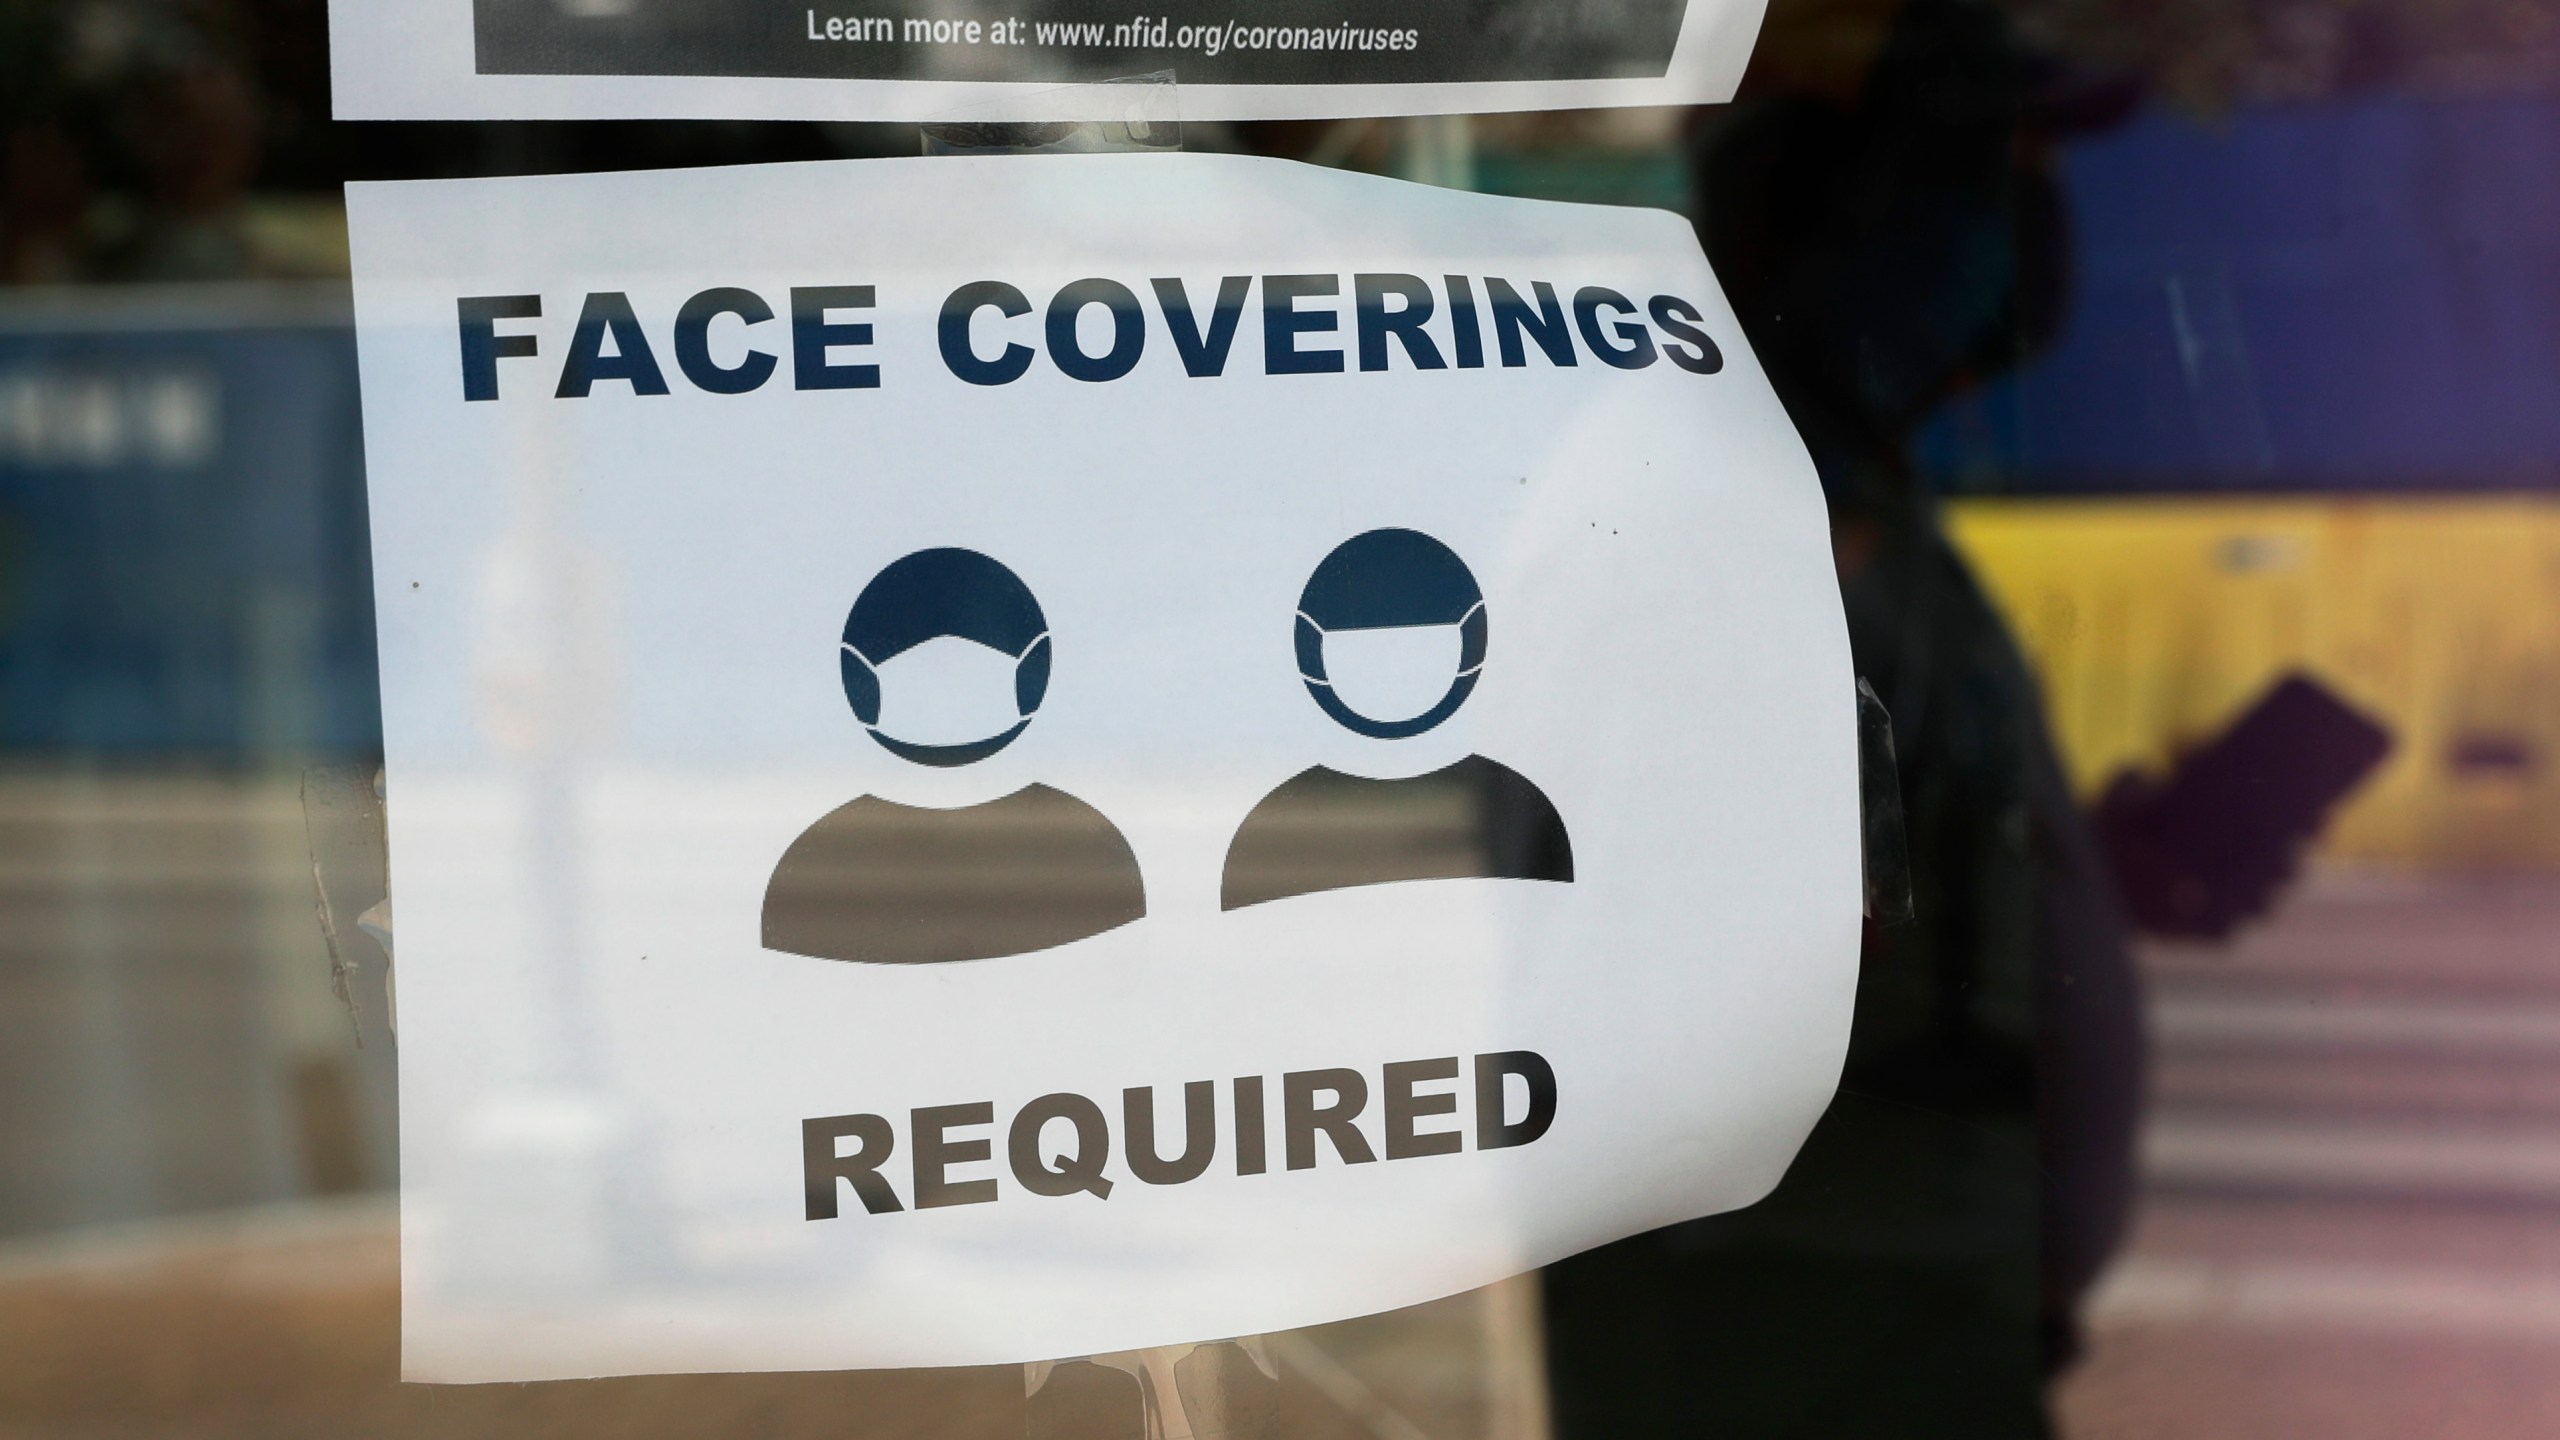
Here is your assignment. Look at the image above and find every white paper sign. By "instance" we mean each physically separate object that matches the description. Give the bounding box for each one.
[347,152,1857,1381]
[329,0,1768,121]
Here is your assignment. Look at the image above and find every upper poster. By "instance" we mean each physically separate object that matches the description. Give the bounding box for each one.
[346,151,1856,1381]
[329,0,1769,120]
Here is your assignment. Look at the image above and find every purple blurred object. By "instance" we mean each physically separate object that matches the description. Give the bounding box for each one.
[2096,673,2393,940]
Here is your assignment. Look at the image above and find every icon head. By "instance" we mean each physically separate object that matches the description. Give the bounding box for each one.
[840,548,1051,767]
[1295,528,1487,740]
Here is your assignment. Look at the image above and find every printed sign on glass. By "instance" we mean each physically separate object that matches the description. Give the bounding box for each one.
[345,153,1858,1380]
[330,0,1770,119]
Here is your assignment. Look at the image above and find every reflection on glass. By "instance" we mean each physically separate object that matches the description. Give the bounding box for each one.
[8,0,2560,1431]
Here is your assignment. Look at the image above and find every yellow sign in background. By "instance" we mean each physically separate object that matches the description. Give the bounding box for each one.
[1951,497,2560,870]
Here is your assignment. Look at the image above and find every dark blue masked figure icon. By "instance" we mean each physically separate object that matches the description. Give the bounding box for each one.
[837,547,1052,768]
[763,549,1143,964]
[1222,528,1573,910]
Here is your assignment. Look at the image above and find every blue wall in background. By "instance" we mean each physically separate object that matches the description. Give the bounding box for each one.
[1922,90,2560,492]
[0,303,381,759]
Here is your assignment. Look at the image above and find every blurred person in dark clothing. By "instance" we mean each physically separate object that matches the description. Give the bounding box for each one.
[1540,0,2147,1434]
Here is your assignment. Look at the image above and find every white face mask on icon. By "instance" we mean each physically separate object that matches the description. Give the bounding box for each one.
[851,634,1027,747]
[1314,623,1467,725]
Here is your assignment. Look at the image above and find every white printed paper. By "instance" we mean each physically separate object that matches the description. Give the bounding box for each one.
[329,0,1768,121]
[346,152,1857,1381]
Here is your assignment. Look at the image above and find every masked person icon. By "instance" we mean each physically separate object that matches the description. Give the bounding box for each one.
[762,548,1144,964]
[1221,528,1572,910]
